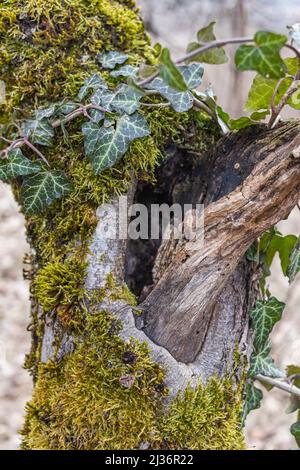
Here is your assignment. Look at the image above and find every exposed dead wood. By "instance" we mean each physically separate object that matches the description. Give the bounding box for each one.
[141,121,300,363]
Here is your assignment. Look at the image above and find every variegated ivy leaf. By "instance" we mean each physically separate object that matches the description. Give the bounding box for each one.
[235,31,287,79]
[242,382,263,425]
[145,77,193,112]
[21,170,72,214]
[35,105,57,120]
[89,88,113,122]
[91,88,115,111]
[36,102,78,121]
[112,85,144,115]
[78,74,107,100]
[23,118,54,147]
[97,51,128,70]
[186,21,228,65]
[0,149,42,181]
[110,65,138,79]
[287,240,300,283]
[251,297,285,351]
[249,341,285,378]
[159,48,188,92]
[288,23,300,50]
[56,102,78,115]
[82,112,150,174]
[179,63,204,89]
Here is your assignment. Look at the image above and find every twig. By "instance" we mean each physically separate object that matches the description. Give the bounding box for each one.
[268,77,300,128]
[270,77,286,114]
[255,374,300,398]
[23,138,50,167]
[141,102,171,108]
[137,37,253,87]
[193,96,216,119]
[51,104,107,128]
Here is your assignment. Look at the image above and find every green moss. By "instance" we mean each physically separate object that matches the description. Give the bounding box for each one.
[20,310,244,450]
[160,378,245,450]
[33,257,87,324]
[0,0,241,451]
[0,0,154,114]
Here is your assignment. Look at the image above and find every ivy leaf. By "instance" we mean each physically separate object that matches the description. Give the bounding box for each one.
[82,112,150,174]
[112,85,144,115]
[288,23,300,50]
[235,31,287,79]
[145,77,193,112]
[249,341,285,378]
[229,117,257,130]
[287,240,300,283]
[89,88,114,122]
[246,243,259,262]
[23,119,54,147]
[78,74,107,100]
[56,102,78,115]
[251,297,285,351]
[242,382,263,425]
[245,75,292,112]
[139,64,158,80]
[197,91,230,133]
[21,170,72,215]
[0,149,42,181]
[179,63,204,89]
[110,65,138,79]
[250,110,270,121]
[186,22,228,64]
[159,48,188,92]
[97,51,128,70]
[264,233,298,275]
[35,105,57,120]
[290,421,300,448]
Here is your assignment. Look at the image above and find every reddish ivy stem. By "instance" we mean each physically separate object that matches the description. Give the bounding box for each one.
[0,104,108,162]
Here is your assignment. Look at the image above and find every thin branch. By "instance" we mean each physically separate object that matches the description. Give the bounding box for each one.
[255,374,300,398]
[270,77,286,114]
[141,102,171,108]
[193,96,216,119]
[23,138,50,167]
[137,37,253,87]
[51,104,107,128]
[268,77,300,128]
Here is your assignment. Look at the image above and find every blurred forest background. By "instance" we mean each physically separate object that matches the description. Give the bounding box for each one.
[0,0,300,449]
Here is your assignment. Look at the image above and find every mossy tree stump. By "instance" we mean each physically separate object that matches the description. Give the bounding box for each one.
[1,0,300,450]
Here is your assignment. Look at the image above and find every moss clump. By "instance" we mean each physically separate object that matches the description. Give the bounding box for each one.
[20,310,245,450]
[20,310,166,450]
[0,0,154,114]
[160,379,245,450]
[33,257,87,324]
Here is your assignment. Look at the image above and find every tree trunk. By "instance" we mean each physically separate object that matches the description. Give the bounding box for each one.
[1,0,300,450]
